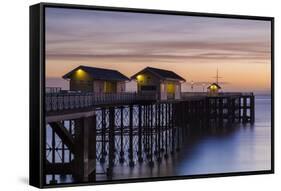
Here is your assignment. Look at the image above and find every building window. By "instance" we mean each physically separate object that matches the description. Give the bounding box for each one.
[167,83,175,93]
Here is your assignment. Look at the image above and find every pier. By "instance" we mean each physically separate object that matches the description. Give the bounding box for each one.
[44,92,255,184]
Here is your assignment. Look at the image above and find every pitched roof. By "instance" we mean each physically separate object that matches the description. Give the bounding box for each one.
[207,83,222,89]
[131,67,186,81]
[63,65,130,81]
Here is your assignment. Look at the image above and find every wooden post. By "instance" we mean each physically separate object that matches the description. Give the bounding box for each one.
[129,105,135,167]
[49,125,57,184]
[182,102,186,136]
[144,105,148,153]
[149,104,154,167]
[161,103,164,152]
[164,103,169,159]
[231,98,235,123]
[100,109,106,163]
[250,95,255,124]
[205,98,210,129]
[107,107,115,178]
[176,103,181,151]
[238,97,242,122]
[87,116,96,182]
[190,101,195,130]
[138,105,143,162]
[73,118,84,181]
[61,124,65,164]
[242,97,247,123]
[171,103,175,155]
[157,104,162,163]
[219,98,223,127]
[69,120,73,163]
[119,106,125,163]
[73,116,96,182]
[227,97,232,124]
[154,104,158,156]
[147,105,151,159]
[186,101,190,133]
[185,101,188,132]
[215,98,218,125]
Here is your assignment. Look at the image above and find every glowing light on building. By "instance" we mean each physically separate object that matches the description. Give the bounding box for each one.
[136,75,144,82]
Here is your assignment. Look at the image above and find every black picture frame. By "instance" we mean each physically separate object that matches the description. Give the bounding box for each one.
[30,2,274,188]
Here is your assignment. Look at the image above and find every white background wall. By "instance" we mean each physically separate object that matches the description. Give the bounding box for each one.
[0,0,279,190]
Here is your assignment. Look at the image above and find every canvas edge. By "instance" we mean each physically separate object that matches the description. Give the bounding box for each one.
[29,2,275,188]
[29,3,44,188]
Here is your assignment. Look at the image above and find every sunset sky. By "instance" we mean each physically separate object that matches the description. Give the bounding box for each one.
[45,7,271,94]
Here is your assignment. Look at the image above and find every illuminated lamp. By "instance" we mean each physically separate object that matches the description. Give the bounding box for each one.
[76,69,85,78]
[136,75,144,82]
[210,85,218,91]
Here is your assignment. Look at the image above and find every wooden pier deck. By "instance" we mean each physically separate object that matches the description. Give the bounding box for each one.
[44,92,255,184]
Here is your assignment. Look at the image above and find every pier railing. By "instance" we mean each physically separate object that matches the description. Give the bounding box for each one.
[46,92,254,112]
[46,87,62,93]
[181,92,253,99]
[45,92,156,112]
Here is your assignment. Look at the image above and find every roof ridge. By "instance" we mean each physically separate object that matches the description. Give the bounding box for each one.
[146,66,173,72]
[63,65,130,81]
[131,66,186,82]
[79,65,119,72]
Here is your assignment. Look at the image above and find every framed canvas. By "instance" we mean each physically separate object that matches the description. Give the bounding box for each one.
[29,2,274,188]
